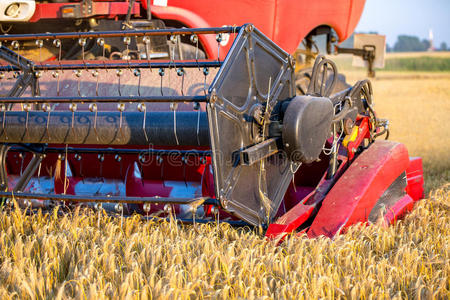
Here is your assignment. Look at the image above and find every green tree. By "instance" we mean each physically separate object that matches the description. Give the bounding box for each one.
[393,35,429,52]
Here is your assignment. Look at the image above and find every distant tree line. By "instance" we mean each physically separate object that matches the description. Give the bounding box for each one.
[342,33,448,52]
[391,35,430,52]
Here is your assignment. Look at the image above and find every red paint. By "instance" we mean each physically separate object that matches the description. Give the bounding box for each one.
[29,2,140,22]
[383,194,414,225]
[406,157,424,201]
[265,203,314,240]
[29,0,365,58]
[307,140,410,238]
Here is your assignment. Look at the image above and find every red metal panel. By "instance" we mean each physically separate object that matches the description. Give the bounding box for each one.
[406,157,424,201]
[29,0,366,57]
[30,2,140,22]
[265,202,315,239]
[151,0,366,56]
[308,140,410,238]
[274,0,365,53]
[383,194,414,225]
[151,0,275,60]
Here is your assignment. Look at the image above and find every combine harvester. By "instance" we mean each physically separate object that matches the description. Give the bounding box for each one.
[0,0,424,239]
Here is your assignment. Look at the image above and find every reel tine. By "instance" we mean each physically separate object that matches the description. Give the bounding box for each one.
[168,35,177,96]
[11,40,19,66]
[170,102,179,145]
[53,39,62,71]
[98,153,104,181]
[117,103,125,140]
[156,155,165,187]
[177,67,185,96]
[169,34,177,61]
[63,144,69,195]
[190,34,200,70]
[37,157,42,183]
[159,68,164,96]
[216,33,222,62]
[203,67,209,96]
[116,69,123,96]
[74,153,83,182]
[89,103,99,142]
[19,152,24,176]
[74,69,82,96]
[69,102,77,139]
[23,103,30,139]
[143,202,151,219]
[182,155,187,187]
[91,69,99,96]
[36,39,43,66]
[138,103,149,144]
[52,70,60,96]
[97,38,108,72]
[193,101,201,146]
[79,38,87,69]
[133,68,141,96]
[143,35,152,72]
[43,103,51,141]
[0,104,6,140]
[115,154,123,179]
[123,36,131,63]
[138,153,147,186]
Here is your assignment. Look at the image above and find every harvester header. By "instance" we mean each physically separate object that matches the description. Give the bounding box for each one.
[0,23,424,238]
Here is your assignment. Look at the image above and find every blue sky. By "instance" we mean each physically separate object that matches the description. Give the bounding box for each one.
[355,0,450,47]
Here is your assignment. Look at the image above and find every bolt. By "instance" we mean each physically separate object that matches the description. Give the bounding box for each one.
[53,39,61,48]
[143,203,151,213]
[117,103,125,112]
[245,24,254,33]
[78,38,86,47]
[94,203,102,211]
[123,37,131,45]
[190,34,198,44]
[96,38,104,47]
[115,203,123,213]
[69,103,77,112]
[164,204,172,214]
[89,103,97,112]
[137,103,146,112]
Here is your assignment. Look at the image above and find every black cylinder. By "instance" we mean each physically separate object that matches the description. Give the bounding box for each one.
[0,111,209,146]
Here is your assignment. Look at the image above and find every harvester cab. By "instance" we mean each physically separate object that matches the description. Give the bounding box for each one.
[0,23,424,238]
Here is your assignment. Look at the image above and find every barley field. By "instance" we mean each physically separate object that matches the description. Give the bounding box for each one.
[0,69,448,299]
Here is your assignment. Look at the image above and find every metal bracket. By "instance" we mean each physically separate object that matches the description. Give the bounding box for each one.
[335,45,376,77]
[0,46,40,98]
[239,138,279,166]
